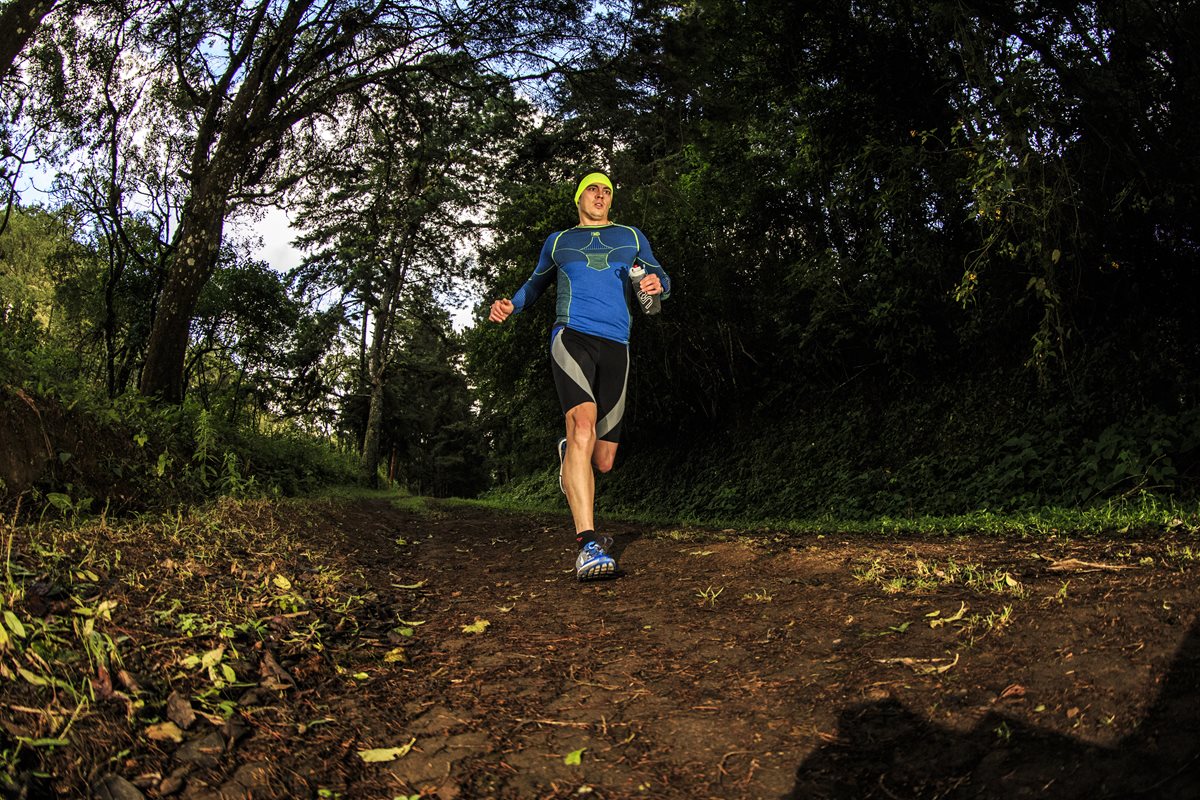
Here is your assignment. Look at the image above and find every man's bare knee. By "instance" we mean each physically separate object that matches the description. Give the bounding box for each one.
[567,415,597,451]
[569,419,595,437]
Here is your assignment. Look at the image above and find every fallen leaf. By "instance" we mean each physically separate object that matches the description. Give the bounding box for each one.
[1048,558,1136,572]
[393,580,427,590]
[875,653,960,675]
[91,663,113,700]
[931,654,960,674]
[999,683,1026,700]
[200,646,225,669]
[384,647,407,663]
[462,618,490,635]
[564,747,586,765]
[358,738,416,763]
[930,602,968,628]
[145,721,184,743]
[196,710,226,726]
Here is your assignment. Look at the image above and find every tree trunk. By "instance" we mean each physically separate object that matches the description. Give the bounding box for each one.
[359,288,392,486]
[139,167,233,402]
[360,364,385,486]
[137,0,269,403]
[102,249,123,397]
[359,253,411,485]
[0,0,56,79]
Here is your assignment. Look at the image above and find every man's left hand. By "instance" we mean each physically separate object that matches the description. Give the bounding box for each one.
[639,274,663,295]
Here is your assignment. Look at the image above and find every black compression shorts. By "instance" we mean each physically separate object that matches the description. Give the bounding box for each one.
[550,326,630,443]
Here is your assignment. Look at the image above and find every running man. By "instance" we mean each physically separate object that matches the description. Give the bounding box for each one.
[489,172,670,580]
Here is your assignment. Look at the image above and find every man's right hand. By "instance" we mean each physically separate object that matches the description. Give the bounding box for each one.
[489,298,515,323]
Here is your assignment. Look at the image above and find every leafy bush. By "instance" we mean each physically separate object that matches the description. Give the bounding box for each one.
[230,423,359,497]
[565,371,1200,524]
[0,383,357,516]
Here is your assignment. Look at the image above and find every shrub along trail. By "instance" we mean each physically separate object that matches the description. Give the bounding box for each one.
[2,497,1199,799]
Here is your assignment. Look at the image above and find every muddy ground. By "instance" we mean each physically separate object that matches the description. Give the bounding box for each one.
[5,498,1200,799]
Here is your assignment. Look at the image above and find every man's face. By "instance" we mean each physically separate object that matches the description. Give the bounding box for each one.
[578,183,612,223]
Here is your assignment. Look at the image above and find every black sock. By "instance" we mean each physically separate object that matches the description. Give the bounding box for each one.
[576,530,596,547]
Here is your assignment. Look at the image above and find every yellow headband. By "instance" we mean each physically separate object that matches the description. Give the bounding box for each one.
[574,172,613,205]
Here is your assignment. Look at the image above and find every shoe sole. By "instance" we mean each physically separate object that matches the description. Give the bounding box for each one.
[558,438,567,495]
[577,559,617,581]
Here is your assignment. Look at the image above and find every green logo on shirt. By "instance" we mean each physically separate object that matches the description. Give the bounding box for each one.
[581,233,616,271]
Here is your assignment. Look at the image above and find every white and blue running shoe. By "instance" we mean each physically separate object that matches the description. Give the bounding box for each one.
[575,540,616,581]
[557,437,568,494]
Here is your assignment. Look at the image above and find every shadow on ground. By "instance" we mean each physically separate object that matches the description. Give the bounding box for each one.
[788,620,1200,799]
[608,528,641,571]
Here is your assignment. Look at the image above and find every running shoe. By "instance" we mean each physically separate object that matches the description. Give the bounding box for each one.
[575,540,617,581]
[557,437,568,494]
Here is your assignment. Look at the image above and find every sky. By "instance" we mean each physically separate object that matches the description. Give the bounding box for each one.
[16,159,480,332]
[240,206,307,273]
[237,206,479,332]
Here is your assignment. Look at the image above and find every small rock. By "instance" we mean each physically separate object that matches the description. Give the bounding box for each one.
[159,765,192,796]
[258,650,295,690]
[222,716,249,749]
[236,687,269,707]
[168,691,197,729]
[92,774,146,800]
[131,773,161,789]
[117,670,148,695]
[220,762,273,796]
[175,732,225,767]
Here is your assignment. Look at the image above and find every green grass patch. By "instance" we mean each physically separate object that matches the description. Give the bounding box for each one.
[477,471,1200,538]
[853,556,1026,597]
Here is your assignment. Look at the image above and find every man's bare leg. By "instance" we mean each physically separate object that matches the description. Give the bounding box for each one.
[592,440,618,474]
[563,404,622,533]
[563,403,599,535]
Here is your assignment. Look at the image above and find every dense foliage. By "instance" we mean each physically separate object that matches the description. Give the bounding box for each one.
[466,0,1200,517]
[1,0,616,504]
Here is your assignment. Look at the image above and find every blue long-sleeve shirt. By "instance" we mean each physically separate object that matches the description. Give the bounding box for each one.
[510,223,670,345]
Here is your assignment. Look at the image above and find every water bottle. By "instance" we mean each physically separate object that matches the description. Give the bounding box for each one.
[628,261,661,316]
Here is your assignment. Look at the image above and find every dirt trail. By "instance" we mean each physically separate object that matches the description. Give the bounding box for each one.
[14,499,1200,799]
[231,500,1200,800]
